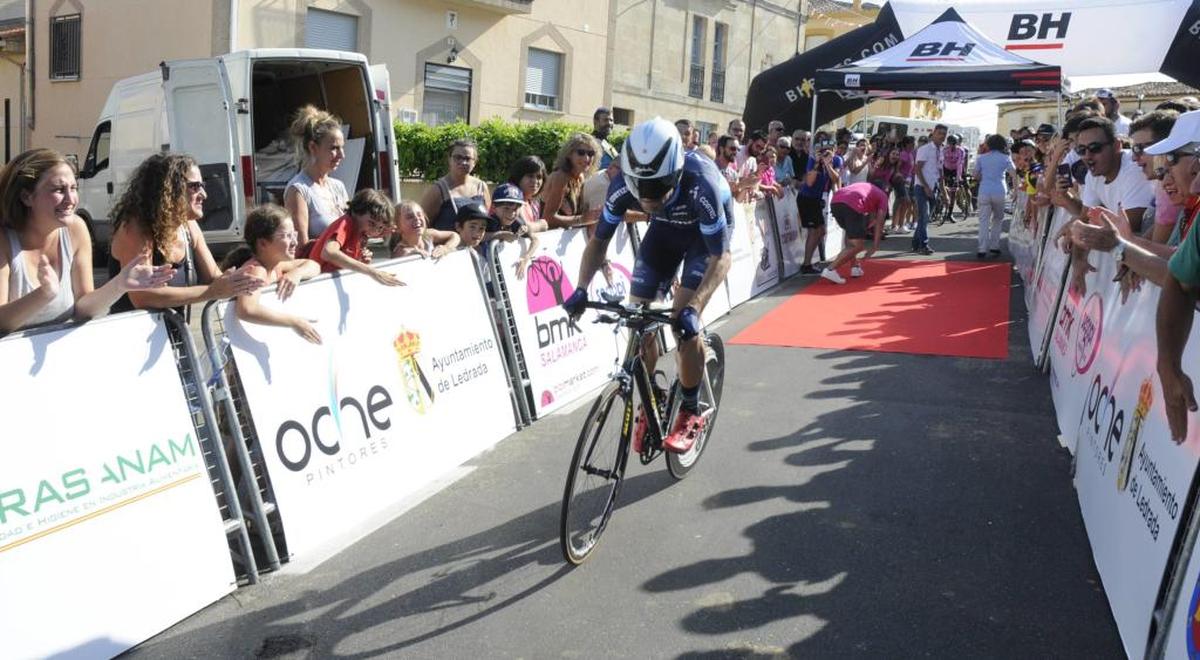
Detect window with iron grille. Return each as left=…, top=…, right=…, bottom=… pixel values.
left=711, top=22, right=728, bottom=104
left=50, top=14, right=81, bottom=80
left=689, top=15, right=706, bottom=99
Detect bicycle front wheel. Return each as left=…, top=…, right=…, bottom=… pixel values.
left=667, top=332, right=726, bottom=479
left=561, top=382, right=631, bottom=565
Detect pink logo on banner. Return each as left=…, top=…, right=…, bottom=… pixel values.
left=526, top=256, right=576, bottom=314
left=1075, top=293, right=1103, bottom=375
left=541, top=390, right=554, bottom=407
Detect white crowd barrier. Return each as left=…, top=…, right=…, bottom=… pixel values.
left=490, top=225, right=638, bottom=418
left=0, top=313, right=236, bottom=659
left=1008, top=192, right=1043, bottom=294
left=1017, top=197, right=1200, bottom=657
left=1026, top=207, right=1073, bottom=368
left=0, top=192, right=815, bottom=656
left=222, top=250, right=517, bottom=560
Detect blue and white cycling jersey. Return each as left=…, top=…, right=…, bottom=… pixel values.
left=595, top=151, right=735, bottom=256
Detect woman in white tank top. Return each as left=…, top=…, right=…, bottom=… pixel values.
left=0, top=148, right=175, bottom=334
left=284, top=106, right=350, bottom=244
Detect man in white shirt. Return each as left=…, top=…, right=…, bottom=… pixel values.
left=1053, top=115, right=1153, bottom=232
left=912, top=123, right=947, bottom=254
left=1096, top=88, right=1133, bottom=137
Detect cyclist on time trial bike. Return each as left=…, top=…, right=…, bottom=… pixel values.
left=563, top=117, right=734, bottom=454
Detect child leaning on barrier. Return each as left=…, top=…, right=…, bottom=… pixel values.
left=454, top=201, right=490, bottom=251
left=222, top=204, right=322, bottom=344
left=390, top=200, right=460, bottom=259
left=306, top=188, right=404, bottom=286
left=487, top=183, right=540, bottom=279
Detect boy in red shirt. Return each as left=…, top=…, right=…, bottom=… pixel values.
left=308, top=188, right=404, bottom=286
left=822, top=181, right=888, bottom=284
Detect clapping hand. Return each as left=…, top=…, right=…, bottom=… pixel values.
left=210, top=264, right=265, bottom=299
left=35, top=254, right=59, bottom=299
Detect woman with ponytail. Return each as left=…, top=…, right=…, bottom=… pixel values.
left=284, top=105, right=350, bottom=245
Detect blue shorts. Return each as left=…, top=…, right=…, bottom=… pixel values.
left=631, top=223, right=710, bottom=300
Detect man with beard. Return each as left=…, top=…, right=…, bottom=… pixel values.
left=593, top=107, right=618, bottom=169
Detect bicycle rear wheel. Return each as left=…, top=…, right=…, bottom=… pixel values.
left=667, top=333, right=726, bottom=479
left=560, top=382, right=631, bottom=565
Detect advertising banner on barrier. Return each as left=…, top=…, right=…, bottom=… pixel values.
left=493, top=226, right=637, bottom=418
left=773, top=191, right=806, bottom=279
left=727, top=200, right=781, bottom=307
left=1027, top=207, right=1072, bottom=365
left=1070, top=282, right=1200, bottom=658
left=0, top=314, right=235, bottom=659
left=1046, top=245, right=1122, bottom=455
left=1008, top=195, right=1042, bottom=295
left=225, top=250, right=516, bottom=560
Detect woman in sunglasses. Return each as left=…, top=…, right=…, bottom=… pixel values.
left=542, top=132, right=602, bottom=230
left=109, top=152, right=264, bottom=315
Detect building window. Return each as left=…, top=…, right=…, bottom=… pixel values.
left=423, top=63, right=472, bottom=126
left=804, top=34, right=829, bottom=52
left=612, top=107, right=634, bottom=127
left=696, top=121, right=717, bottom=144
left=305, top=8, right=358, bottom=52
left=1020, top=115, right=1036, bottom=129
left=711, top=22, right=727, bottom=104
left=689, top=15, right=706, bottom=99
left=524, top=48, right=563, bottom=111
left=49, top=14, right=81, bottom=80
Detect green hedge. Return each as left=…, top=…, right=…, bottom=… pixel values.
left=394, top=118, right=626, bottom=183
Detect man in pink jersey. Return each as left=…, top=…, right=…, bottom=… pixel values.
left=820, top=181, right=888, bottom=284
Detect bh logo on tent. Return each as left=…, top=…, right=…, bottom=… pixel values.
left=908, top=41, right=976, bottom=61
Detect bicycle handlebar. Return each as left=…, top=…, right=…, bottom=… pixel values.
left=582, top=300, right=674, bottom=327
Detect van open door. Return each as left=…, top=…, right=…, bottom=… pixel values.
left=161, top=58, right=242, bottom=245
left=370, top=64, right=401, bottom=202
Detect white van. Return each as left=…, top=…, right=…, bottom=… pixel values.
left=77, top=49, right=400, bottom=252
left=850, top=115, right=982, bottom=153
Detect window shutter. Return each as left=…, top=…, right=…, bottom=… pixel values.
left=525, top=48, right=561, bottom=98
left=305, top=8, right=358, bottom=52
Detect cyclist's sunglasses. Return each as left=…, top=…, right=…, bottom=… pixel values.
left=1164, top=149, right=1197, bottom=166
left=1074, top=141, right=1111, bottom=156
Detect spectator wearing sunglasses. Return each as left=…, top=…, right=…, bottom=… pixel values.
left=109, top=152, right=264, bottom=314
left=1053, top=116, right=1153, bottom=232
left=1129, top=110, right=1181, bottom=243
left=1149, top=109, right=1200, bottom=443
left=307, top=188, right=403, bottom=286
left=542, top=133, right=602, bottom=230
left=221, top=204, right=322, bottom=344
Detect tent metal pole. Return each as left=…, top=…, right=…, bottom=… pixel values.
left=810, top=92, right=818, bottom=136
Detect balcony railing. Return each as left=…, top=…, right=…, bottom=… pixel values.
left=710, top=69, right=726, bottom=104
left=688, top=63, right=705, bottom=99
left=457, top=0, right=532, bottom=15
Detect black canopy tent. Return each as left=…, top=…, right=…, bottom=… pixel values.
left=808, top=8, right=1065, bottom=135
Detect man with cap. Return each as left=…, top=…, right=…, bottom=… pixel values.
left=593, top=107, right=618, bottom=169
left=1096, top=89, right=1132, bottom=136
left=1149, top=109, right=1200, bottom=443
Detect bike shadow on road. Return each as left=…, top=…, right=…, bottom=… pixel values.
left=645, top=279, right=1123, bottom=658
left=131, top=467, right=678, bottom=658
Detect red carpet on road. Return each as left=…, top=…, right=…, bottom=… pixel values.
left=730, top=260, right=1011, bottom=359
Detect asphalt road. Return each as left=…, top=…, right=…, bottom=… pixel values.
left=126, top=215, right=1123, bottom=659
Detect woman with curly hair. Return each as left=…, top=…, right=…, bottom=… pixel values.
left=0, top=148, right=174, bottom=332
left=541, top=132, right=602, bottom=230
left=109, top=152, right=263, bottom=313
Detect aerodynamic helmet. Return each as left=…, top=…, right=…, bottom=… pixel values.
left=620, top=117, right=685, bottom=201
